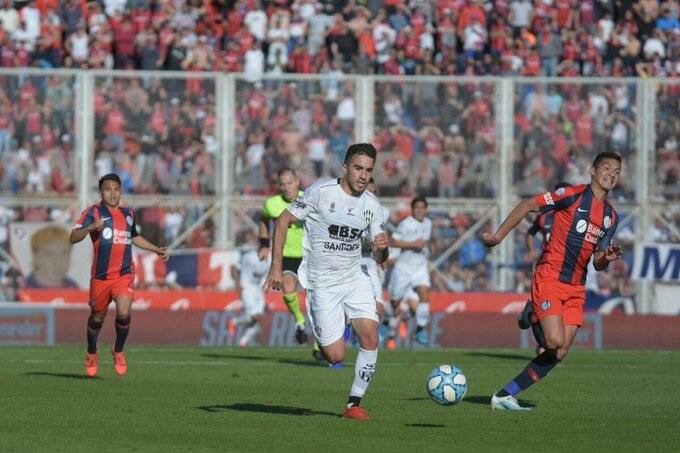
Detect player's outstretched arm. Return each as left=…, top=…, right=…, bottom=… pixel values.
left=69, top=217, right=104, bottom=244
left=593, top=245, right=623, bottom=271
left=132, top=236, right=169, bottom=261
left=483, top=198, right=539, bottom=248
left=263, top=209, right=296, bottom=292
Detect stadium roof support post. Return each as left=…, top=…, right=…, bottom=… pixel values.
left=76, top=72, right=94, bottom=212
left=636, top=79, right=654, bottom=314
left=496, top=78, right=515, bottom=291
left=217, top=73, right=233, bottom=249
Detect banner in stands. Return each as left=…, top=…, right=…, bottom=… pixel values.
left=18, top=290, right=530, bottom=313
left=632, top=243, right=680, bottom=283
left=1, top=305, right=678, bottom=350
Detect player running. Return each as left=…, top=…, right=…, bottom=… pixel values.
left=232, top=230, right=271, bottom=347
left=518, top=182, right=572, bottom=353
left=484, top=152, right=623, bottom=410
left=263, top=143, right=389, bottom=421
left=258, top=167, right=309, bottom=345
left=387, top=197, right=433, bottom=346
left=70, top=173, right=168, bottom=377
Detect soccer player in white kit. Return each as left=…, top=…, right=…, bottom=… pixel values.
left=388, top=197, right=433, bottom=346
left=362, top=178, right=390, bottom=321
left=232, top=231, right=271, bottom=346
left=264, top=143, right=389, bottom=421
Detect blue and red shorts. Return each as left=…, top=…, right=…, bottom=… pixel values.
left=531, top=268, right=585, bottom=327
left=88, top=275, right=135, bottom=312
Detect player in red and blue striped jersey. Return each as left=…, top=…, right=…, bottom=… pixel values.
left=483, top=152, right=624, bottom=410
left=70, top=173, right=168, bottom=378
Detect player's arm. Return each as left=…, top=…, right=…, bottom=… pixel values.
left=263, top=209, right=297, bottom=291
left=132, top=236, right=169, bottom=261
left=593, top=245, right=623, bottom=271
left=230, top=264, right=241, bottom=292
left=373, top=233, right=389, bottom=264
left=390, top=237, right=426, bottom=250
left=483, top=197, right=540, bottom=248
left=258, top=208, right=272, bottom=261
left=69, top=217, right=103, bottom=244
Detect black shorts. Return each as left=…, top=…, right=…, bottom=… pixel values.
left=282, top=257, right=302, bottom=275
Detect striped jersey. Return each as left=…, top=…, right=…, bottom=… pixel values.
left=73, top=203, right=139, bottom=280
left=528, top=211, right=555, bottom=244
left=534, top=184, right=618, bottom=285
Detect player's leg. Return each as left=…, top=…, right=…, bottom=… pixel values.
left=281, top=259, right=307, bottom=344
left=413, top=284, right=430, bottom=346
left=386, top=270, right=409, bottom=346
left=239, top=287, right=265, bottom=347
left=491, top=278, right=565, bottom=410
left=307, top=288, right=346, bottom=364
left=110, top=276, right=135, bottom=376
left=85, top=279, right=111, bottom=377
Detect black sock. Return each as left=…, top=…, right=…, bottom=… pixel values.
left=498, top=351, right=560, bottom=397
left=114, top=316, right=131, bottom=353
left=346, top=396, right=362, bottom=408
left=87, top=316, right=103, bottom=354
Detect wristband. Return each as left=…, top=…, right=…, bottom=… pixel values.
left=259, top=238, right=270, bottom=248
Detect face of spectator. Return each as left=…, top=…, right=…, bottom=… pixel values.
left=99, top=179, right=122, bottom=208
left=412, top=200, right=428, bottom=221
left=343, top=154, right=374, bottom=195
left=277, top=171, right=300, bottom=202
left=591, top=158, right=621, bottom=192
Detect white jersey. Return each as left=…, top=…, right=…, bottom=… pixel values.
left=238, top=249, right=270, bottom=288
left=392, top=215, right=432, bottom=271
left=288, top=178, right=387, bottom=290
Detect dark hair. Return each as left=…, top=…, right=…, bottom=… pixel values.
left=553, top=181, right=572, bottom=190
left=277, top=167, right=297, bottom=178
left=98, top=173, right=121, bottom=190
left=592, top=152, right=622, bottom=168
left=344, top=143, right=377, bottom=164
left=411, top=196, right=428, bottom=209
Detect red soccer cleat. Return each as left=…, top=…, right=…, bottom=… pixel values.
left=111, top=348, right=127, bottom=376
left=342, top=406, right=371, bottom=421
left=85, top=353, right=98, bottom=377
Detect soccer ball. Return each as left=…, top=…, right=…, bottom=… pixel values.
left=426, top=365, right=468, bottom=405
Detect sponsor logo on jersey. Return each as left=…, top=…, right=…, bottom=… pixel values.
left=576, top=220, right=606, bottom=244
left=543, top=192, right=554, bottom=205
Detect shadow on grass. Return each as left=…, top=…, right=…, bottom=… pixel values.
left=23, top=372, right=102, bottom=380
left=404, top=397, right=430, bottom=401
left=462, top=395, right=536, bottom=408
left=464, top=352, right=533, bottom=361
left=200, top=353, right=326, bottom=368
left=405, top=423, right=447, bottom=428
left=197, top=403, right=341, bottom=418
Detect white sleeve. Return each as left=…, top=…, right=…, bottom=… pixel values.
left=369, top=200, right=387, bottom=240
left=392, top=218, right=407, bottom=240
left=424, top=219, right=432, bottom=241
left=287, top=184, right=319, bottom=220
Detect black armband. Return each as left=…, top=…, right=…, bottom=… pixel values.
left=259, top=237, right=270, bottom=248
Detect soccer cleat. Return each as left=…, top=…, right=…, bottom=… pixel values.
left=491, top=394, right=532, bottom=411
left=415, top=329, right=429, bottom=346
left=342, top=405, right=370, bottom=421
left=518, top=300, right=533, bottom=330
left=312, top=341, right=326, bottom=361
left=111, top=348, right=128, bottom=376
left=295, top=325, right=308, bottom=344
left=85, top=353, right=98, bottom=377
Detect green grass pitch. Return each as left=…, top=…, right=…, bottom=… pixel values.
left=2, top=346, right=679, bottom=452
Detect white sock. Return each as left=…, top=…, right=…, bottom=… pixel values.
left=239, top=324, right=260, bottom=347
left=416, top=303, right=429, bottom=328
left=349, top=348, right=378, bottom=400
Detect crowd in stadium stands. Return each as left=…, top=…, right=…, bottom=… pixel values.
left=1, top=0, right=679, bottom=297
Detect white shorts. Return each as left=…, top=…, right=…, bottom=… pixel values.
left=306, top=275, right=379, bottom=347
left=388, top=266, right=430, bottom=301
left=241, top=286, right=265, bottom=318
left=361, top=257, right=385, bottom=305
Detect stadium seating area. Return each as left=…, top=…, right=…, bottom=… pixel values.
left=0, top=0, right=678, bottom=296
